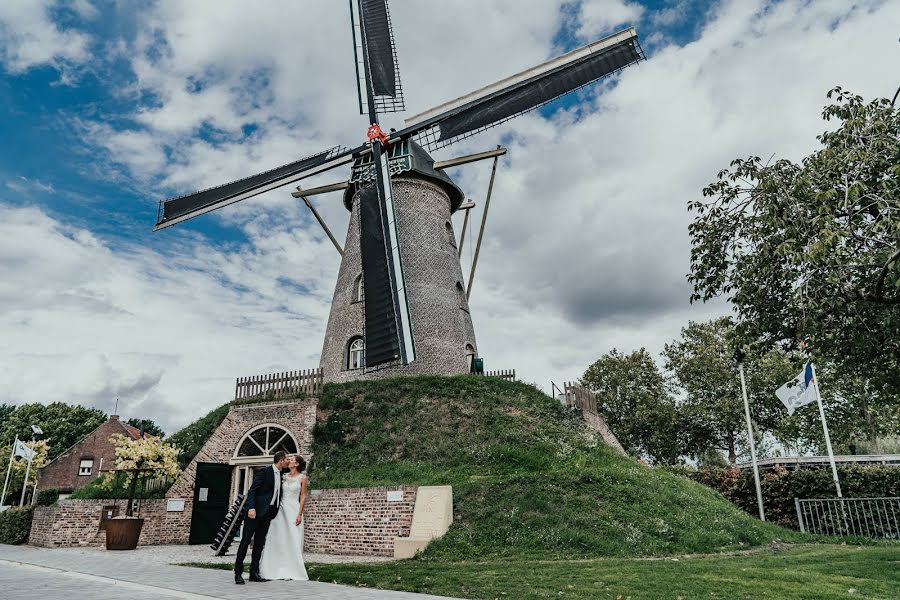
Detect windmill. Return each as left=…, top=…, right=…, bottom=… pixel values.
left=154, top=1, right=645, bottom=374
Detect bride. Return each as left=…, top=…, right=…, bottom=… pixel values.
left=259, top=454, right=309, bottom=581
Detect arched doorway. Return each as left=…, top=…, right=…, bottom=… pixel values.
left=230, top=424, right=298, bottom=504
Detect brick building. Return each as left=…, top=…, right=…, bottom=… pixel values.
left=30, top=398, right=422, bottom=557
left=37, top=414, right=146, bottom=496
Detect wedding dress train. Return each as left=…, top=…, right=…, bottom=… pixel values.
left=258, top=474, right=309, bottom=581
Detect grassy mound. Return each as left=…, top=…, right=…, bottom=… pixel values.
left=311, top=375, right=799, bottom=559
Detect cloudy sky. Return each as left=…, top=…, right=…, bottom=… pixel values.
left=0, top=0, right=896, bottom=433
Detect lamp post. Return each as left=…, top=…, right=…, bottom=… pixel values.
left=733, top=348, right=765, bottom=521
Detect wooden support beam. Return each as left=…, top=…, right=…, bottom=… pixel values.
left=302, top=197, right=344, bottom=256
left=291, top=181, right=349, bottom=198
left=466, top=146, right=501, bottom=300
left=433, top=146, right=507, bottom=170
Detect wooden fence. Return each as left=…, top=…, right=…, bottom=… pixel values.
left=563, top=381, right=597, bottom=413
left=481, top=369, right=516, bottom=382
left=234, top=368, right=324, bottom=401
left=235, top=367, right=516, bottom=400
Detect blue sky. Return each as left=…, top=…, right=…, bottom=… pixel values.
left=1, top=0, right=897, bottom=432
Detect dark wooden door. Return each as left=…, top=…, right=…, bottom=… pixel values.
left=189, top=462, right=232, bottom=545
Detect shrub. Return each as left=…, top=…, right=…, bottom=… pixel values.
left=70, top=473, right=169, bottom=500
left=676, top=465, right=900, bottom=528
left=0, top=506, right=34, bottom=544
left=35, top=488, right=59, bottom=506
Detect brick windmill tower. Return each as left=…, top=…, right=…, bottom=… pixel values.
left=152, top=1, right=645, bottom=383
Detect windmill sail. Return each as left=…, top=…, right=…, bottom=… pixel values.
left=154, top=145, right=357, bottom=230
left=352, top=0, right=404, bottom=114
left=400, top=28, right=644, bottom=150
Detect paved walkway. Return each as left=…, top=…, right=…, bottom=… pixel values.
left=0, top=545, right=460, bottom=600
left=44, top=543, right=397, bottom=566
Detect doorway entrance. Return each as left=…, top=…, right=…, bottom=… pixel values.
left=189, top=462, right=232, bottom=545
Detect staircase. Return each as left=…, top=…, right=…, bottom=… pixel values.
left=211, top=494, right=246, bottom=556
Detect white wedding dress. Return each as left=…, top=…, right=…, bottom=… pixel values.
left=259, top=474, right=309, bottom=581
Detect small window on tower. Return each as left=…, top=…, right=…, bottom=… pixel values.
left=79, top=459, right=93, bottom=476
left=465, top=344, right=476, bottom=371
left=353, top=274, right=364, bottom=303
left=348, top=337, right=365, bottom=370
left=457, top=282, right=467, bottom=310
left=446, top=222, right=455, bottom=247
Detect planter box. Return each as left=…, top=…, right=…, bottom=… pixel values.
left=105, top=517, right=144, bottom=550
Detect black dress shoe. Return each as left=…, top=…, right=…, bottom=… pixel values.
left=234, top=573, right=245, bottom=585
left=249, top=573, right=269, bottom=582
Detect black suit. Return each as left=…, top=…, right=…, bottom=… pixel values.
left=234, top=465, right=281, bottom=577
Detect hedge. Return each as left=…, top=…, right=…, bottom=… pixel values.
left=36, top=488, right=59, bottom=506
left=0, top=506, right=34, bottom=545
left=674, top=465, right=900, bottom=528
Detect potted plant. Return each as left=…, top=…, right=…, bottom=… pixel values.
left=103, top=434, right=180, bottom=550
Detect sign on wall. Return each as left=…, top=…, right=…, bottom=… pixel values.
left=167, top=499, right=186, bottom=512
left=387, top=490, right=404, bottom=503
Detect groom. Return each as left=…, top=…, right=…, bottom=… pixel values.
left=234, top=450, right=288, bottom=584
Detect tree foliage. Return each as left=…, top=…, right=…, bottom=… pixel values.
left=688, top=87, right=900, bottom=399
left=580, top=348, right=681, bottom=464
left=101, top=433, right=181, bottom=492
left=662, top=318, right=795, bottom=463
left=0, top=402, right=106, bottom=459
left=125, top=418, right=166, bottom=438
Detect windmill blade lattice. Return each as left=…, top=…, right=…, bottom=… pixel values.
left=399, top=28, right=645, bottom=151
left=154, top=145, right=356, bottom=230
left=352, top=0, right=405, bottom=114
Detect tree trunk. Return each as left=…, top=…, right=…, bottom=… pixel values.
left=860, top=394, right=880, bottom=453
left=726, top=431, right=737, bottom=464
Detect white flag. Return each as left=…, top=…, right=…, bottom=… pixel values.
left=775, top=362, right=818, bottom=415
left=13, top=440, right=34, bottom=461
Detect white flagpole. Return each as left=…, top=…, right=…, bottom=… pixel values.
left=1, top=436, right=17, bottom=508
left=738, top=361, right=765, bottom=520
left=809, top=361, right=842, bottom=498
left=19, top=438, right=35, bottom=507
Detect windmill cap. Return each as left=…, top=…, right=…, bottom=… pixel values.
left=343, top=140, right=465, bottom=212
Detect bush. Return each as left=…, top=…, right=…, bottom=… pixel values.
left=0, top=506, right=34, bottom=544
left=676, top=465, right=900, bottom=528
left=35, top=488, right=59, bottom=506
left=69, top=473, right=169, bottom=500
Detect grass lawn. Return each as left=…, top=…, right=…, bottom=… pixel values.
left=184, top=543, right=899, bottom=600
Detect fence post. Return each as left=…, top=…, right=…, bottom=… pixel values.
left=794, top=498, right=805, bottom=533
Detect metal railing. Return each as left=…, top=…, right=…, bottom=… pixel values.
left=795, top=497, right=900, bottom=539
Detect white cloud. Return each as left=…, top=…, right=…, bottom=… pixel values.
left=0, top=0, right=92, bottom=73
left=3, top=0, right=900, bottom=431
left=576, top=0, right=645, bottom=40
left=0, top=204, right=338, bottom=432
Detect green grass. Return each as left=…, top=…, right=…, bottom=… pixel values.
left=182, top=544, right=900, bottom=599
left=310, top=375, right=804, bottom=558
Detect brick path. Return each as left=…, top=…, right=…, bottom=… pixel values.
left=0, top=545, right=460, bottom=600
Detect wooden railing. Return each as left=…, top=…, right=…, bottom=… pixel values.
left=235, top=367, right=516, bottom=401
left=563, top=381, right=597, bottom=413
left=235, top=368, right=324, bottom=401
left=482, top=369, right=516, bottom=381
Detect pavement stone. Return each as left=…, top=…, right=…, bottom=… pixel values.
left=0, top=544, right=461, bottom=600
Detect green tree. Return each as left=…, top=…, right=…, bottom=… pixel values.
left=662, top=318, right=795, bottom=464
left=687, top=87, right=900, bottom=404
left=581, top=348, right=682, bottom=464
left=125, top=418, right=165, bottom=438
left=0, top=403, right=107, bottom=460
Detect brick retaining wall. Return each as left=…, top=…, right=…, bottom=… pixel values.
left=30, top=486, right=419, bottom=556
left=304, top=486, right=417, bottom=556
left=28, top=498, right=192, bottom=548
